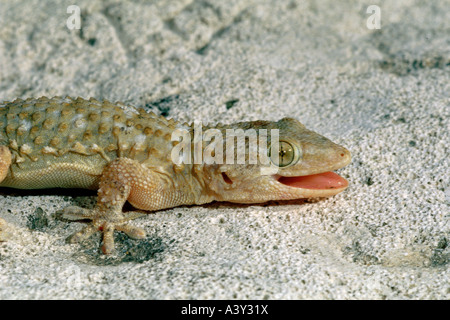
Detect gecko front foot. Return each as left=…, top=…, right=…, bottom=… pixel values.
left=62, top=206, right=146, bottom=254
left=60, top=158, right=160, bottom=254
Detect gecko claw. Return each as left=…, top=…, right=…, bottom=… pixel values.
left=62, top=206, right=146, bottom=254
left=0, top=218, right=12, bottom=242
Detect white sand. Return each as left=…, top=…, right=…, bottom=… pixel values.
left=0, top=0, right=448, bottom=299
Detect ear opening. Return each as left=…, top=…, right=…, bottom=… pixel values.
left=221, top=172, right=233, bottom=184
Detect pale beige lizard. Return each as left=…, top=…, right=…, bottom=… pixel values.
left=0, top=96, right=351, bottom=254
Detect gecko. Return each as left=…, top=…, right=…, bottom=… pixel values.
left=0, top=96, right=351, bottom=254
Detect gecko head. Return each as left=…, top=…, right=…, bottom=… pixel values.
left=208, top=117, right=351, bottom=203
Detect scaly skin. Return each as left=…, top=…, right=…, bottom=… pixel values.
left=0, top=96, right=351, bottom=254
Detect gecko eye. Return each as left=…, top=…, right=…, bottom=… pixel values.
left=268, top=141, right=300, bottom=167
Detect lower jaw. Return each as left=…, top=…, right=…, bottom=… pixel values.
left=274, top=171, right=349, bottom=197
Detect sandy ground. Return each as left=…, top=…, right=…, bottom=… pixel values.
left=0, top=0, right=448, bottom=299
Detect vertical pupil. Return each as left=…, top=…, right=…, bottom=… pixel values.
left=269, top=141, right=296, bottom=167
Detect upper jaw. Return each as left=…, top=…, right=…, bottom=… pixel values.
left=270, top=146, right=351, bottom=197
left=282, top=144, right=351, bottom=177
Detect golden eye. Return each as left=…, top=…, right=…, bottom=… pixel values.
left=269, top=141, right=299, bottom=167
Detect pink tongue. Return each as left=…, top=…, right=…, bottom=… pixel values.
left=277, top=172, right=348, bottom=190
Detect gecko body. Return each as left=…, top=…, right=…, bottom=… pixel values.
left=0, top=97, right=351, bottom=253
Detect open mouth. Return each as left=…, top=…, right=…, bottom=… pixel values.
left=275, top=172, right=348, bottom=190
